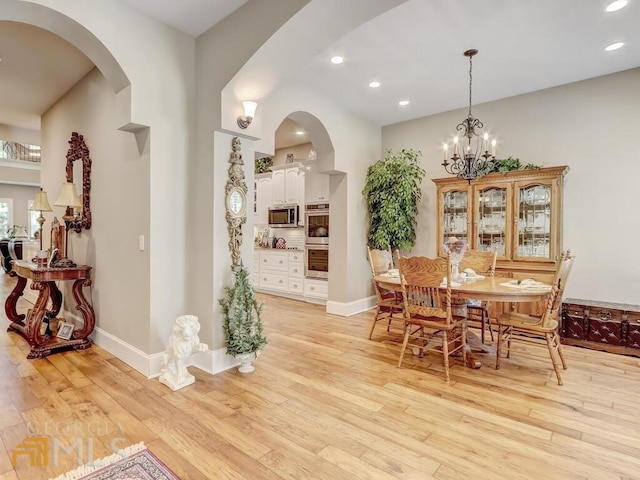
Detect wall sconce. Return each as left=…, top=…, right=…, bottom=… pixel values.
left=237, top=100, right=257, bottom=129
left=53, top=182, right=82, bottom=268
left=29, top=188, right=53, bottom=251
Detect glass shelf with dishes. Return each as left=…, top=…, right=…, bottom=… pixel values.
left=434, top=165, right=568, bottom=273
left=516, top=183, right=552, bottom=259
left=441, top=189, right=469, bottom=246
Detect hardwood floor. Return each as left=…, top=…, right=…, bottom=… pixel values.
left=1, top=273, right=640, bottom=479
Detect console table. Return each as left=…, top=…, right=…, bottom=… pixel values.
left=5, top=260, right=95, bottom=359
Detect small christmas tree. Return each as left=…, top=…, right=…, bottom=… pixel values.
left=219, top=267, right=267, bottom=357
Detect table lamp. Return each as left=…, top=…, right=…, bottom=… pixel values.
left=53, top=182, right=82, bottom=268
left=29, top=188, right=53, bottom=251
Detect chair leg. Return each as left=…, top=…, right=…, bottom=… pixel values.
left=495, top=325, right=502, bottom=370
left=545, top=332, right=563, bottom=385
left=441, top=330, right=450, bottom=383
left=460, top=323, right=470, bottom=367
left=397, top=324, right=411, bottom=368
left=554, top=331, right=568, bottom=370
left=486, top=312, right=495, bottom=342
left=368, top=308, right=381, bottom=339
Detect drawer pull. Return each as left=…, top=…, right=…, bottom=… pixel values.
left=279, top=260, right=283, bottom=264
left=279, top=280, right=283, bottom=284
left=293, top=283, right=298, bottom=288
left=310, top=286, right=315, bottom=291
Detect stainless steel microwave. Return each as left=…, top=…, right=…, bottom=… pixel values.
left=268, top=204, right=299, bottom=228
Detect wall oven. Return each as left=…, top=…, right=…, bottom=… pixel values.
left=305, top=244, right=329, bottom=279
left=268, top=204, right=299, bottom=228
left=305, top=203, right=329, bottom=245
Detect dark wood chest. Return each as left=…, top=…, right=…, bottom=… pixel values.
left=561, top=298, right=640, bottom=356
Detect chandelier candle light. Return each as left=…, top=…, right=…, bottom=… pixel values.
left=442, top=49, right=497, bottom=182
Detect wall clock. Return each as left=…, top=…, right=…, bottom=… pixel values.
left=225, top=137, right=248, bottom=270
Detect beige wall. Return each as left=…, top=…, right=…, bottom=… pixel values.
left=41, top=67, right=152, bottom=351
left=382, top=68, right=640, bottom=305
left=273, top=142, right=313, bottom=166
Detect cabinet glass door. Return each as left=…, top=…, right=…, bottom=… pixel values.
left=474, top=186, right=508, bottom=257
left=441, top=189, right=469, bottom=247
left=515, top=182, right=553, bottom=261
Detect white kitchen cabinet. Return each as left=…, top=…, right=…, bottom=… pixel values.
left=259, top=250, right=288, bottom=291
left=305, top=163, right=330, bottom=203
left=271, top=164, right=302, bottom=205
left=255, top=173, right=272, bottom=225
left=304, top=278, right=328, bottom=299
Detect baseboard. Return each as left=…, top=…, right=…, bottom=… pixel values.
left=92, top=326, right=240, bottom=378
left=326, top=295, right=377, bottom=317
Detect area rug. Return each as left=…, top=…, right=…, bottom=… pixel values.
left=50, top=442, right=180, bottom=480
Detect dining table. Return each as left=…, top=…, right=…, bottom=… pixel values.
left=372, top=272, right=552, bottom=368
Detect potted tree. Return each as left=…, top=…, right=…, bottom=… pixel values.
left=219, top=267, right=267, bottom=373
left=362, top=148, right=426, bottom=251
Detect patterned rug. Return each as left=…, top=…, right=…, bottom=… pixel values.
left=50, top=442, right=180, bottom=480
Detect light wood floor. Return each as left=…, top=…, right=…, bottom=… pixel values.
left=1, top=275, right=640, bottom=479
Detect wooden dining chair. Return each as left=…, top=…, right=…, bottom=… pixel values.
left=460, top=249, right=498, bottom=344
left=367, top=245, right=403, bottom=339
left=397, top=254, right=467, bottom=382
left=495, top=250, right=575, bottom=385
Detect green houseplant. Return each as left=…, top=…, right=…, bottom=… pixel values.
left=480, top=156, right=542, bottom=175
left=362, top=148, right=426, bottom=251
left=219, top=267, right=267, bottom=373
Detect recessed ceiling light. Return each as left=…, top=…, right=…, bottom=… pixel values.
left=295, top=130, right=305, bottom=135
left=605, top=0, right=628, bottom=12
left=330, top=56, right=344, bottom=64
left=369, top=81, right=381, bottom=88
left=398, top=100, right=409, bottom=106
left=604, top=42, right=625, bottom=51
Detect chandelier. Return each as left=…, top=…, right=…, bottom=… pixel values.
left=441, top=49, right=496, bottom=182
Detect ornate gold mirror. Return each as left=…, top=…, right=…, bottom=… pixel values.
left=64, top=132, right=92, bottom=233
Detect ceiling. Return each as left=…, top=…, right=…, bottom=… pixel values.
left=1, top=0, right=639, bottom=149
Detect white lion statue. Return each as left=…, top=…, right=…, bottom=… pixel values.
left=159, top=315, right=208, bottom=391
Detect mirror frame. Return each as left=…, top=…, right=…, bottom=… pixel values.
left=64, top=132, right=92, bottom=233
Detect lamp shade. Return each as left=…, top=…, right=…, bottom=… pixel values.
left=30, top=189, right=53, bottom=212
left=54, top=182, right=82, bottom=208
left=242, top=100, right=257, bottom=119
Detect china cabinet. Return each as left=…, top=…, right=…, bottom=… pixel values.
left=433, top=165, right=569, bottom=276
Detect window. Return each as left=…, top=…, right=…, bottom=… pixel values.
left=0, top=198, right=13, bottom=237
left=28, top=200, right=40, bottom=238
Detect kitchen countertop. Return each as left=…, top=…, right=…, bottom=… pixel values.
left=254, top=246, right=305, bottom=252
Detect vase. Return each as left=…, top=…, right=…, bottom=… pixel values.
left=237, top=352, right=256, bottom=373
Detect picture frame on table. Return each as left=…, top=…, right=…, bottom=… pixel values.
left=56, top=322, right=74, bottom=340
left=49, top=248, right=59, bottom=268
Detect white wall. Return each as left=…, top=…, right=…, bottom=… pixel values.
left=273, top=142, right=312, bottom=166
left=382, top=68, right=640, bottom=305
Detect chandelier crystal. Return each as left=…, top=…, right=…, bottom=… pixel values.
left=442, top=49, right=496, bottom=182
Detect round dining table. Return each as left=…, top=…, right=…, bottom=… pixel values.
left=372, top=273, right=552, bottom=368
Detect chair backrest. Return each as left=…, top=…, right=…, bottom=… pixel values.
left=460, top=248, right=497, bottom=277
left=541, top=250, right=575, bottom=327
left=367, top=245, right=394, bottom=275
left=398, top=254, right=453, bottom=324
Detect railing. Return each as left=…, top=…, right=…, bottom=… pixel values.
left=1, top=140, right=41, bottom=163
